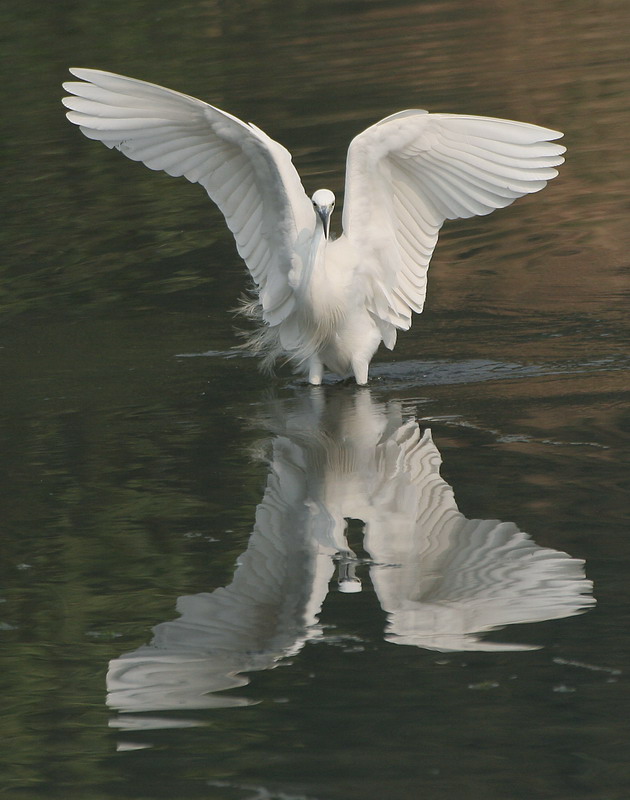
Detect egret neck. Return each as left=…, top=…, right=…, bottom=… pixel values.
left=301, top=188, right=337, bottom=313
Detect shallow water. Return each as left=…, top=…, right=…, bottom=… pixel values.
left=2, top=1, right=630, bottom=798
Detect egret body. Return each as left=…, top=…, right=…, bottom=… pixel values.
left=62, top=70, right=565, bottom=384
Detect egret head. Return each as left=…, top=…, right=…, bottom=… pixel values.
left=311, top=189, right=335, bottom=240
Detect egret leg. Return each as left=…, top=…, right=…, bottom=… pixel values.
left=308, top=356, right=323, bottom=385
left=352, top=359, right=369, bottom=386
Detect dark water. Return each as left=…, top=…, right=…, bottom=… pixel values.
left=2, top=1, right=630, bottom=798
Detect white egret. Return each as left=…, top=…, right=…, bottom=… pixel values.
left=62, top=69, right=565, bottom=384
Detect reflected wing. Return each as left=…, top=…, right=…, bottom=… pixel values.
left=342, top=110, right=565, bottom=336
left=62, top=68, right=316, bottom=324
left=106, top=434, right=334, bottom=715
left=365, top=427, right=595, bottom=651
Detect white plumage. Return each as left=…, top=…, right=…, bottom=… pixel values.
left=62, top=69, right=565, bottom=383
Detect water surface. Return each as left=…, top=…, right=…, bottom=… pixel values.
left=2, top=1, right=630, bottom=798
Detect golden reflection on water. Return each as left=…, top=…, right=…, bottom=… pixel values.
left=4, top=0, right=630, bottom=330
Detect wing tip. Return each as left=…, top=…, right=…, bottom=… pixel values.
left=68, top=67, right=98, bottom=80
left=547, top=128, right=565, bottom=142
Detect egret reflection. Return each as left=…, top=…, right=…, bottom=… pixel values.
left=107, top=390, right=594, bottom=718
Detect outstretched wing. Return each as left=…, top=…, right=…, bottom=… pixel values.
left=62, top=68, right=316, bottom=325
left=342, top=110, right=565, bottom=342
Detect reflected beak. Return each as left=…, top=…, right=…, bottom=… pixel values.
left=317, top=206, right=332, bottom=240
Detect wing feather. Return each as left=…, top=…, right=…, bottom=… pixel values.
left=63, top=68, right=317, bottom=325
left=342, top=110, right=565, bottom=331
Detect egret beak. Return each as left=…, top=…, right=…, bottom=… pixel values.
left=337, top=553, right=362, bottom=593
left=317, top=206, right=332, bottom=240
